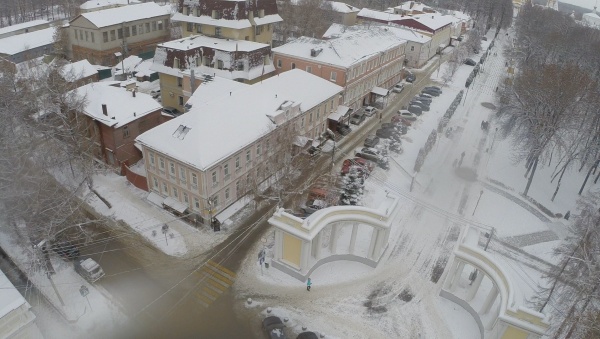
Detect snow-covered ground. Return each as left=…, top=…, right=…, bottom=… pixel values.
left=234, top=29, right=566, bottom=338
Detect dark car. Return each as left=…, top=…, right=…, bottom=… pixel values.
left=364, top=135, right=380, bottom=148
left=464, top=58, right=477, bottom=66
left=301, top=199, right=327, bottom=215
left=349, top=112, right=366, bottom=125
left=376, top=128, right=394, bottom=139
left=356, top=147, right=382, bottom=163
left=421, top=88, right=440, bottom=97
left=297, top=332, right=319, bottom=339
left=162, top=106, right=182, bottom=117
left=262, top=316, right=286, bottom=339
left=482, top=36, right=488, bottom=41
left=410, top=101, right=429, bottom=112
left=307, top=146, right=321, bottom=157
left=336, top=123, right=352, bottom=136
left=52, top=241, right=80, bottom=260
left=424, top=86, right=442, bottom=93
left=405, top=73, right=416, bottom=83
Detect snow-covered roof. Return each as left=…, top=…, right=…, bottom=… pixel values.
left=358, top=8, right=405, bottom=21
left=184, top=74, right=249, bottom=108
left=583, top=12, right=600, bottom=27
left=0, top=20, right=49, bottom=36
left=80, top=0, right=141, bottom=10
left=326, top=1, right=360, bottom=13
left=136, top=69, right=343, bottom=171
left=450, top=10, right=471, bottom=22
left=253, top=14, right=284, bottom=25
left=323, top=23, right=430, bottom=44
left=410, top=14, right=455, bottom=30
left=273, top=26, right=406, bottom=68
left=0, top=268, right=27, bottom=319
left=0, top=27, right=56, bottom=55
left=159, top=34, right=269, bottom=52
left=61, top=59, right=98, bottom=82
left=73, top=82, right=162, bottom=128
left=78, top=2, right=170, bottom=28
left=171, top=12, right=252, bottom=29
left=394, top=1, right=435, bottom=12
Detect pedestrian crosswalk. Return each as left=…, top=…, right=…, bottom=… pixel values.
left=193, top=260, right=236, bottom=308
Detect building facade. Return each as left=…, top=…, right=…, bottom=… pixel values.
left=150, top=35, right=275, bottom=111
left=71, top=82, right=167, bottom=168
left=0, top=27, right=56, bottom=63
left=136, top=70, right=343, bottom=225
left=273, top=26, right=406, bottom=112
left=172, top=0, right=282, bottom=45
left=69, top=2, right=171, bottom=66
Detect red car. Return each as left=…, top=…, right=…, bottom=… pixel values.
left=341, top=158, right=374, bottom=176
left=391, top=115, right=413, bottom=126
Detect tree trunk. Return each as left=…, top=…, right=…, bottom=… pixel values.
left=579, top=160, right=599, bottom=195
left=551, top=165, right=567, bottom=202
left=523, top=156, right=538, bottom=197
left=594, top=168, right=600, bottom=184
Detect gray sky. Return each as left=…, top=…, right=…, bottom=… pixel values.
left=560, top=0, right=598, bottom=10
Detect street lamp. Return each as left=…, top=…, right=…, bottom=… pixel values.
left=79, top=285, right=92, bottom=310
left=161, top=224, right=169, bottom=245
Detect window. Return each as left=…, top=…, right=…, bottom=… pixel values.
left=301, top=117, right=305, bottom=128
left=85, top=31, right=89, bottom=41
left=196, top=24, right=202, bottom=33
left=149, top=152, right=155, bottom=165
left=235, top=156, right=240, bottom=169
left=330, top=71, right=337, bottom=81
left=277, top=59, right=282, bottom=68
left=213, top=10, right=222, bottom=19
left=178, top=96, right=184, bottom=106
left=212, top=171, right=217, bottom=185
left=177, top=77, right=183, bottom=86
left=138, top=24, right=144, bottom=34
left=179, top=167, right=186, bottom=182
left=256, top=25, right=263, bottom=35
left=80, top=30, right=83, bottom=40
left=172, top=187, right=178, bottom=198
left=153, top=177, right=158, bottom=189
left=169, top=162, right=175, bottom=175
left=224, top=164, right=229, bottom=177
left=257, top=144, right=261, bottom=156
left=162, top=182, right=168, bottom=194
left=410, top=45, right=415, bottom=52
left=309, top=112, right=313, bottom=123
left=158, top=21, right=163, bottom=30
left=187, top=22, right=193, bottom=32
left=132, top=25, right=137, bottom=36
left=266, top=139, right=270, bottom=153
left=246, top=150, right=251, bottom=163
left=152, top=21, right=157, bottom=31
left=236, top=180, right=240, bottom=194
left=110, top=30, right=116, bottom=41
left=215, top=27, right=221, bottom=37
left=117, top=28, right=123, bottom=39
left=91, top=32, right=95, bottom=43
left=291, top=63, right=296, bottom=69
left=183, top=192, right=189, bottom=204
left=306, top=66, right=312, bottom=73
left=124, top=26, right=130, bottom=37
left=74, top=29, right=78, bottom=40
left=123, top=126, right=130, bottom=138
left=145, top=22, right=150, bottom=33
left=159, top=158, right=165, bottom=170
left=192, top=173, right=198, bottom=186
left=225, top=188, right=230, bottom=200
left=316, top=108, right=320, bottom=119
left=213, top=195, right=219, bottom=207
left=194, top=197, right=200, bottom=209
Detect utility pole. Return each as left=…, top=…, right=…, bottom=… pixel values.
left=472, top=190, right=484, bottom=216
left=484, top=228, right=494, bottom=251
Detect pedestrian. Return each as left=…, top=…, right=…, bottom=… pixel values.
left=306, top=278, right=312, bottom=291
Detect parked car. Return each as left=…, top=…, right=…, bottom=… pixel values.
left=336, top=123, right=352, bottom=136
left=456, top=36, right=463, bottom=42
left=355, top=147, right=382, bottom=163
left=162, top=106, right=181, bottom=117
left=405, top=73, right=416, bottom=83
left=301, top=199, right=327, bottom=215
left=349, top=112, right=366, bottom=125
left=74, top=258, right=105, bottom=283
left=398, top=110, right=417, bottom=121
left=425, top=85, right=442, bottom=91
left=391, top=114, right=410, bottom=125
left=410, top=101, right=428, bottom=112
left=392, top=83, right=404, bottom=93
left=363, top=106, right=377, bottom=117
left=341, top=162, right=368, bottom=177
left=352, top=157, right=375, bottom=172
left=297, top=332, right=319, bottom=339
left=150, top=89, right=161, bottom=98
left=419, top=92, right=433, bottom=99
left=464, top=58, right=477, bottom=66
left=52, top=241, right=80, bottom=260
left=421, top=88, right=440, bottom=97
left=307, top=146, right=321, bottom=157
left=262, top=316, right=286, bottom=339
left=482, top=36, right=488, bottom=41
left=364, top=135, right=380, bottom=148
left=408, top=105, right=423, bottom=116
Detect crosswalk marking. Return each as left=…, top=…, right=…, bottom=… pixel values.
left=192, top=260, right=236, bottom=308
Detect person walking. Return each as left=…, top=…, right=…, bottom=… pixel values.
left=306, top=278, right=312, bottom=291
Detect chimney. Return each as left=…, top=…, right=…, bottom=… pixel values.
left=410, top=2, right=414, bottom=9
left=102, top=104, right=108, bottom=116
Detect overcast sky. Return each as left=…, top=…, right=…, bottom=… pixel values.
left=560, top=0, right=598, bottom=10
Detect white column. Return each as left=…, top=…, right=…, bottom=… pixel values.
left=486, top=300, right=501, bottom=330
left=466, top=270, right=484, bottom=301
left=372, top=228, right=384, bottom=259
left=368, top=228, right=379, bottom=260
left=349, top=223, right=359, bottom=253
left=480, top=285, right=498, bottom=315
left=449, top=261, right=466, bottom=291
left=329, top=224, right=338, bottom=254
left=315, top=232, right=322, bottom=259
left=300, top=241, right=311, bottom=272
left=444, top=259, right=460, bottom=290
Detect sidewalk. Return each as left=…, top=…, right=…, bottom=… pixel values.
left=0, top=222, right=126, bottom=336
